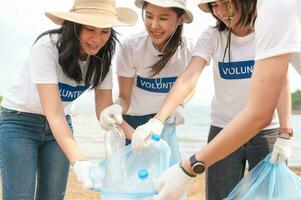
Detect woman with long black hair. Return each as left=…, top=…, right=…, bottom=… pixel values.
left=0, top=0, right=137, bottom=199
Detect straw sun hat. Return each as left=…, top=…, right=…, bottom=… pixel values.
left=45, top=0, right=138, bottom=28
left=198, top=0, right=216, bottom=13
left=135, top=0, right=193, bottom=23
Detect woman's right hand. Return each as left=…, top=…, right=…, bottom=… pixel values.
left=99, top=104, right=123, bottom=131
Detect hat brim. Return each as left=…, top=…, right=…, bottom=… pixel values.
left=45, top=7, right=138, bottom=28
left=135, top=0, right=193, bottom=23
left=198, top=0, right=216, bottom=12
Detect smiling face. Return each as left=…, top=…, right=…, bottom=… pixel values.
left=143, top=3, right=184, bottom=51
left=211, top=0, right=241, bottom=30
left=79, top=25, right=111, bottom=59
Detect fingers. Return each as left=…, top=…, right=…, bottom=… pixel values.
left=115, top=113, right=123, bottom=124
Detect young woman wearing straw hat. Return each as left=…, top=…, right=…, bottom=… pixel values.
left=130, top=0, right=296, bottom=199
left=0, top=0, right=137, bottom=199
left=99, top=0, right=193, bottom=168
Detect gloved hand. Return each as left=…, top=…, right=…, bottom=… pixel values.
left=168, top=106, right=185, bottom=125
left=72, top=160, right=93, bottom=190
left=99, top=104, right=123, bottom=131
left=153, top=164, right=194, bottom=200
left=270, top=137, right=291, bottom=164
left=132, top=118, right=163, bottom=152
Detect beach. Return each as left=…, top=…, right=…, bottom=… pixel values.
left=64, top=172, right=205, bottom=200
left=1, top=168, right=301, bottom=199
left=66, top=168, right=301, bottom=200
left=1, top=106, right=301, bottom=199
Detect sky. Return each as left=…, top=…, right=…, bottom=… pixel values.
left=0, top=0, right=300, bottom=109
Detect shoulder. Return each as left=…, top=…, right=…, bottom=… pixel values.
left=197, top=26, right=221, bottom=42
left=31, top=34, right=59, bottom=57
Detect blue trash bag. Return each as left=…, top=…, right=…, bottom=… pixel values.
left=90, top=134, right=171, bottom=200
left=161, top=123, right=182, bottom=166
left=224, top=154, right=301, bottom=200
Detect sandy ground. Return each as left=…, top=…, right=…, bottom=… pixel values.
left=1, top=168, right=300, bottom=199
left=64, top=171, right=205, bottom=200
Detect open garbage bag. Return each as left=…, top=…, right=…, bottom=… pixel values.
left=225, top=154, right=301, bottom=200
left=90, top=134, right=171, bottom=200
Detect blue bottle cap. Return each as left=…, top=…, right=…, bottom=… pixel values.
left=138, top=168, right=149, bottom=180
left=151, top=133, right=160, bottom=141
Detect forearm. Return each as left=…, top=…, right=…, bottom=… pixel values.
left=276, top=74, right=292, bottom=136
left=112, top=95, right=134, bottom=138
left=95, top=89, right=113, bottom=121
left=47, top=114, right=83, bottom=165
left=156, top=57, right=205, bottom=122
left=186, top=54, right=290, bottom=168
left=181, top=86, right=196, bottom=107
left=196, top=107, right=270, bottom=166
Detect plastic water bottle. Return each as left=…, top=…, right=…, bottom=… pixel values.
left=104, top=126, right=126, bottom=188
left=129, top=168, right=156, bottom=193
left=144, top=133, right=171, bottom=178
left=105, top=126, right=125, bottom=156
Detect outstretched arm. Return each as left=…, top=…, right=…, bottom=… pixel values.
left=37, top=84, right=83, bottom=165
left=95, top=89, right=113, bottom=120
left=184, top=54, right=291, bottom=171
left=155, top=56, right=207, bottom=122
left=116, top=76, right=135, bottom=139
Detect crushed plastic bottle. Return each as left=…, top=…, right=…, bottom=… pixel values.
left=128, top=133, right=171, bottom=179
left=104, top=126, right=126, bottom=188
left=91, top=133, right=170, bottom=200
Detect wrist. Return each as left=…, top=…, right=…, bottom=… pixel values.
left=180, top=160, right=197, bottom=178
left=152, top=116, right=164, bottom=125
left=279, top=127, right=293, bottom=138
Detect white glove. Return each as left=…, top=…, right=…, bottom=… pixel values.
left=72, top=160, right=93, bottom=190
left=132, top=118, right=163, bottom=152
left=270, top=137, right=291, bottom=164
left=99, top=104, right=123, bottom=131
left=153, top=164, right=194, bottom=200
left=168, top=106, right=185, bottom=125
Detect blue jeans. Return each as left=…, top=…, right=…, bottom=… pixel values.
left=206, top=125, right=278, bottom=200
left=0, top=107, right=72, bottom=200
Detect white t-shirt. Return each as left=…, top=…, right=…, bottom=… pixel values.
left=117, top=31, right=193, bottom=116
left=255, top=0, right=301, bottom=74
left=1, top=34, right=112, bottom=115
left=193, top=27, right=279, bottom=129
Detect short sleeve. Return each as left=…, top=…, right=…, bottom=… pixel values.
left=97, top=65, right=113, bottom=89
left=255, top=0, right=301, bottom=61
left=116, top=39, right=136, bottom=77
left=192, top=27, right=217, bottom=65
left=29, top=43, right=58, bottom=84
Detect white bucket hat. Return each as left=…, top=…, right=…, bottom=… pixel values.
left=198, top=0, right=216, bottom=13
left=135, top=0, right=193, bottom=23
left=45, top=0, right=138, bottom=28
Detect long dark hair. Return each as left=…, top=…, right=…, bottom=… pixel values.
left=142, top=2, right=185, bottom=76
left=208, top=0, right=257, bottom=31
left=35, top=21, right=118, bottom=89
left=208, top=0, right=256, bottom=62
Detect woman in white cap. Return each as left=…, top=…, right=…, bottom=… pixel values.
left=99, top=0, right=194, bottom=167
left=0, top=0, right=137, bottom=199
left=131, top=0, right=295, bottom=199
